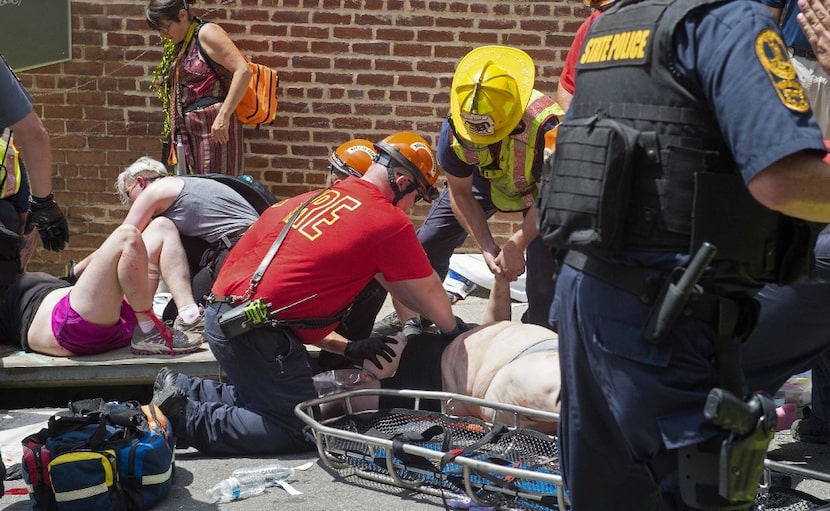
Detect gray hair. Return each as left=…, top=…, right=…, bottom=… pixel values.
left=115, top=156, right=169, bottom=205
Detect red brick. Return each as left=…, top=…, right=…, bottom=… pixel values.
left=375, top=59, right=414, bottom=72
left=391, top=43, right=434, bottom=58
left=25, top=0, right=582, bottom=269
left=292, top=56, right=333, bottom=69
left=291, top=26, right=330, bottom=39
left=376, top=28, right=416, bottom=42
left=333, top=26, right=373, bottom=40
left=457, top=32, right=501, bottom=45
left=355, top=74, right=395, bottom=86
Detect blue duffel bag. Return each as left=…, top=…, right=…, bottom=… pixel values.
left=21, top=398, right=175, bottom=511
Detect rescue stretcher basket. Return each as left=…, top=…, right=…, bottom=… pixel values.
left=757, top=460, right=830, bottom=510
left=294, top=388, right=567, bottom=510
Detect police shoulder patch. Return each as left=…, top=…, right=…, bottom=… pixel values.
left=755, top=28, right=810, bottom=112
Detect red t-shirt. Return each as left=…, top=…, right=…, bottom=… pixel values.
left=559, top=10, right=603, bottom=95
left=212, top=178, right=433, bottom=344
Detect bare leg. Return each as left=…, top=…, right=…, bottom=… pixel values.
left=70, top=225, right=151, bottom=324
left=142, top=216, right=197, bottom=310
left=27, top=225, right=157, bottom=356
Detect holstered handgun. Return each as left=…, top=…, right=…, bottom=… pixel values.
left=704, top=388, right=777, bottom=502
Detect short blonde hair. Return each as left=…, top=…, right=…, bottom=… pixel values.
left=115, top=156, right=168, bottom=205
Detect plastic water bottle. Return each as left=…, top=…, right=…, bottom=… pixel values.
left=205, top=476, right=266, bottom=503
left=231, top=464, right=295, bottom=487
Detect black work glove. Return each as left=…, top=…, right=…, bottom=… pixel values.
left=26, top=194, right=69, bottom=252
left=344, top=336, right=399, bottom=371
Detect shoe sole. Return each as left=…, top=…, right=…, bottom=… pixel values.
left=131, top=344, right=203, bottom=356
left=154, top=368, right=172, bottom=393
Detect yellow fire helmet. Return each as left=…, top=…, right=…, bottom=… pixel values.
left=450, top=45, right=535, bottom=145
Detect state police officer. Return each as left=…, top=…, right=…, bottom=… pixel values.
left=537, top=0, right=830, bottom=508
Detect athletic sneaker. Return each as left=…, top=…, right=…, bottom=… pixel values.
left=131, top=324, right=203, bottom=355
left=173, top=305, right=205, bottom=337
left=372, top=311, right=433, bottom=337
left=792, top=408, right=830, bottom=445
left=402, top=317, right=423, bottom=338
left=372, top=311, right=404, bottom=336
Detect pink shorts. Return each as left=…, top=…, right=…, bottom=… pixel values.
left=51, top=293, right=138, bottom=355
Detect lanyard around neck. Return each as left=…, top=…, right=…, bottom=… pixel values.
left=177, top=20, right=199, bottom=61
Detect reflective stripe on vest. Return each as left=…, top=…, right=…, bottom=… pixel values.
left=451, top=90, right=563, bottom=211
left=0, top=129, right=21, bottom=199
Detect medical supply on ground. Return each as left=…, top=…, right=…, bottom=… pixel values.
left=206, top=476, right=265, bottom=503
left=21, top=399, right=174, bottom=510
left=230, top=464, right=294, bottom=486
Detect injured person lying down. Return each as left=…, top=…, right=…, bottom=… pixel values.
left=322, top=272, right=561, bottom=434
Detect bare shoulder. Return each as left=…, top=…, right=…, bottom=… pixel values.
left=152, top=176, right=185, bottom=197
left=197, top=21, right=234, bottom=48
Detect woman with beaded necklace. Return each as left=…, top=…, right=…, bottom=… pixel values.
left=147, top=0, right=250, bottom=176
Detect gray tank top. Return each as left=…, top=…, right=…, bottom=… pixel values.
left=162, top=177, right=259, bottom=243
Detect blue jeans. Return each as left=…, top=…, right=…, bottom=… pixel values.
left=418, top=180, right=558, bottom=327
left=175, top=303, right=316, bottom=455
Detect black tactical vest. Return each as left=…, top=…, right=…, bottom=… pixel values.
left=537, top=0, right=817, bottom=287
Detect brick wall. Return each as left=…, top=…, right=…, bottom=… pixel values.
left=17, top=0, right=589, bottom=275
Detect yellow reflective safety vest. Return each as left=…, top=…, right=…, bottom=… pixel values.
left=0, top=129, right=21, bottom=199
left=451, top=90, right=563, bottom=212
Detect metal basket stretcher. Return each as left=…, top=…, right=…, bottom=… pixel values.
left=295, top=388, right=830, bottom=510
left=294, top=388, right=567, bottom=510
left=758, top=460, right=830, bottom=510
